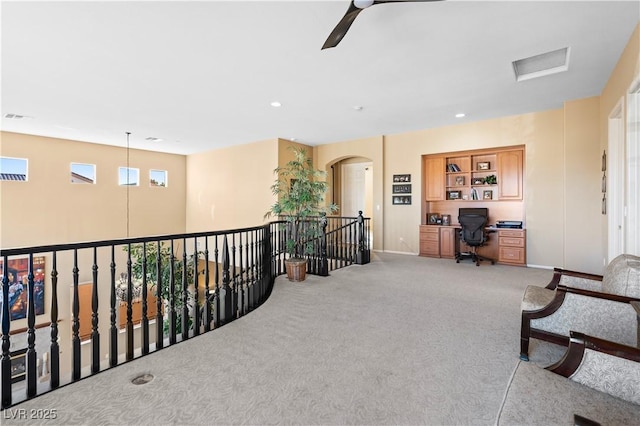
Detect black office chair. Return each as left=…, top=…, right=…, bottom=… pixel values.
left=456, top=208, right=495, bottom=266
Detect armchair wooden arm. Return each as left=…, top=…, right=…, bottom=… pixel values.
left=520, top=286, right=640, bottom=361
left=548, top=331, right=640, bottom=377
left=546, top=268, right=603, bottom=290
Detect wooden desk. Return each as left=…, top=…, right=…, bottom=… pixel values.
left=419, top=225, right=526, bottom=266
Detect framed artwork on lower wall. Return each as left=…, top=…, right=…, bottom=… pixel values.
left=0, top=256, right=46, bottom=320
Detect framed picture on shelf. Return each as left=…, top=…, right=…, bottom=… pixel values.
left=392, top=184, right=411, bottom=194
left=392, top=174, right=411, bottom=183
left=446, top=190, right=462, bottom=200
left=483, top=190, right=492, bottom=200
left=455, top=176, right=465, bottom=186
left=477, top=162, right=490, bottom=170
left=472, top=177, right=485, bottom=185
left=392, top=195, right=411, bottom=205
left=427, top=213, right=440, bottom=224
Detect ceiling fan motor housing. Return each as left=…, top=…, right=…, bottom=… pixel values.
left=354, top=0, right=375, bottom=9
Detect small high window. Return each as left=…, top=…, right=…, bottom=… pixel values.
left=149, top=170, right=168, bottom=187
left=0, top=157, right=28, bottom=181
left=70, top=163, right=96, bottom=184
left=118, top=167, right=139, bottom=186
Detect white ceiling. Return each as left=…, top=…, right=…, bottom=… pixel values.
left=1, top=1, right=638, bottom=155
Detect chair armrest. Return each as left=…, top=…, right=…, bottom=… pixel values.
left=559, top=285, right=640, bottom=304
left=546, top=268, right=603, bottom=290
left=522, top=285, right=639, bottom=319
left=548, top=331, right=640, bottom=377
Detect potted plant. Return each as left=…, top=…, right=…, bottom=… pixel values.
left=265, top=146, right=338, bottom=281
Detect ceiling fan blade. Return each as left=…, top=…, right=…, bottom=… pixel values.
left=322, top=2, right=364, bottom=50
left=322, top=0, right=444, bottom=50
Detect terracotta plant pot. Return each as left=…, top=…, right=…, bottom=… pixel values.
left=285, top=258, right=307, bottom=282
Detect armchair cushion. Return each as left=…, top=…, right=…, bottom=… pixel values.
left=602, top=254, right=640, bottom=298
left=521, top=285, right=555, bottom=312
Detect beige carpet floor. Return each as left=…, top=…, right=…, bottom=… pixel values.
left=4, top=252, right=563, bottom=425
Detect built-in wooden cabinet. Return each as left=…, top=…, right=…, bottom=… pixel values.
left=498, top=229, right=526, bottom=265
left=419, top=225, right=440, bottom=257
left=424, top=146, right=523, bottom=203
left=424, top=157, right=445, bottom=201
left=420, top=145, right=526, bottom=266
left=497, top=150, right=523, bottom=200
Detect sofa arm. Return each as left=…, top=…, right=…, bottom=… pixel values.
left=548, top=331, right=640, bottom=405
left=546, top=268, right=603, bottom=290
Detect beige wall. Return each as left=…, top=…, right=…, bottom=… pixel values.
left=563, top=97, right=602, bottom=270
left=0, top=132, right=187, bottom=248
left=600, top=22, right=640, bottom=260
left=382, top=111, right=571, bottom=268
left=185, top=138, right=279, bottom=232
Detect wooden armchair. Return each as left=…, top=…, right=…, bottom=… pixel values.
left=548, top=331, right=640, bottom=406
left=520, top=254, right=640, bottom=361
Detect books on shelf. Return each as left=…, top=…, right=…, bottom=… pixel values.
left=471, top=188, right=479, bottom=200
left=447, top=163, right=461, bottom=172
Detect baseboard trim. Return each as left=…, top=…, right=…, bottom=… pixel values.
left=526, top=264, right=554, bottom=270
left=382, top=250, right=418, bottom=256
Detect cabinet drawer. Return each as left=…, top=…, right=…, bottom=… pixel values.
left=420, top=241, right=440, bottom=257
left=420, top=229, right=440, bottom=242
left=499, top=247, right=525, bottom=264
left=499, top=230, right=525, bottom=238
left=499, top=237, right=525, bottom=247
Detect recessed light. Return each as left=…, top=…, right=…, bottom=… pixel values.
left=353, top=106, right=363, bottom=111
left=270, top=101, right=282, bottom=107
left=455, top=113, right=466, bottom=118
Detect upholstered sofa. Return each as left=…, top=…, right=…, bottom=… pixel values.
left=498, top=331, right=640, bottom=425
left=520, top=254, right=640, bottom=362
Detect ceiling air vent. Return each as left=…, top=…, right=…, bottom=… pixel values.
left=513, top=47, right=570, bottom=82
left=4, top=113, right=26, bottom=119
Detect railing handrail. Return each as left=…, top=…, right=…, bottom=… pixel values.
left=0, top=224, right=270, bottom=256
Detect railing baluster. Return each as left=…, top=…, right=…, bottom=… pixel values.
left=222, top=236, right=232, bottom=325
left=50, top=251, right=60, bottom=388
left=238, top=233, right=244, bottom=317
left=109, top=246, right=117, bottom=367
left=193, top=238, right=200, bottom=336
left=214, top=237, right=220, bottom=328
left=126, top=244, right=134, bottom=361
left=231, top=235, right=238, bottom=320
left=26, top=254, right=37, bottom=396
left=141, top=243, right=149, bottom=355
left=91, top=247, right=100, bottom=373
left=1, top=255, right=11, bottom=408
left=72, top=250, right=81, bottom=380
left=248, top=231, right=255, bottom=311
left=204, top=238, right=211, bottom=332
left=155, top=240, right=164, bottom=349
left=181, top=238, right=189, bottom=340
left=169, top=240, right=177, bottom=345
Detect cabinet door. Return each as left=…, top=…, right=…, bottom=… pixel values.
left=439, top=227, right=456, bottom=258
left=497, top=150, right=523, bottom=200
left=424, top=157, right=445, bottom=201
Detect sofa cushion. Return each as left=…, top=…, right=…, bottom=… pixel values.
left=602, top=254, right=640, bottom=298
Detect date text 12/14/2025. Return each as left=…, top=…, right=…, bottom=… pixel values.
left=2, top=408, right=58, bottom=420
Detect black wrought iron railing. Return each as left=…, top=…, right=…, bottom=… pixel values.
left=0, top=213, right=370, bottom=409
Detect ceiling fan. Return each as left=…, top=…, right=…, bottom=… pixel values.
left=322, top=0, right=443, bottom=50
